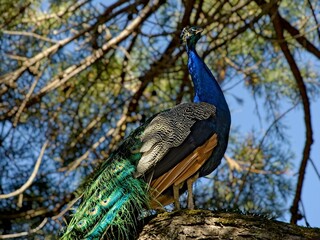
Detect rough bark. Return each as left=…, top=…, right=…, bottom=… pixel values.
left=137, top=210, right=320, bottom=240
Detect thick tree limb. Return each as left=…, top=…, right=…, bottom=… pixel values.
left=138, top=210, right=320, bottom=240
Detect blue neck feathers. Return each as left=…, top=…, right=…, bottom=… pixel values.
left=187, top=46, right=229, bottom=113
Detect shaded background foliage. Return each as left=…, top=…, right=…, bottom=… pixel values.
left=0, top=0, right=319, bottom=238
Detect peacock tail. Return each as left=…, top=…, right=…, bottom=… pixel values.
left=61, top=117, right=155, bottom=240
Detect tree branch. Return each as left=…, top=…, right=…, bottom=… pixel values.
left=12, top=67, right=43, bottom=127
left=306, top=0, right=320, bottom=43
left=0, top=218, right=48, bottom=239
left=0, top=141, right=48, bottom=199
left=271, top=9, right=314, bottom=226
left=0, top=0, right=143, bottom=98
left=279, top=15, right=320, bottom=59
left=107, top=0, right=196, bottom=151
left=254, top=0, right=314, bottom=225
left=23, top=0, right=163, bottom=113
left=2, top=30, right=57, bottom=44
left=138, top=210, right=320, bottom=239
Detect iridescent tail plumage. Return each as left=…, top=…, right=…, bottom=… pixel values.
left=61, top=158, right=149, bottom=240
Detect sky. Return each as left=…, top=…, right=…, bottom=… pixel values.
left=226, top=80, right=320, bottom=227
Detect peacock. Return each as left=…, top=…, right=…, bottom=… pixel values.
left=61, top=26, right=231, bottom=240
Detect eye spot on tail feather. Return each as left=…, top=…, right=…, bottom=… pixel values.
left=76, top=219, right=87, bottom=229
left=87, top=206, right=98, bottom=215
left=101, top=198, right=110, bottom=206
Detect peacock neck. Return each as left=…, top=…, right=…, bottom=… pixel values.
left=187, top=46, right=230, bottom=114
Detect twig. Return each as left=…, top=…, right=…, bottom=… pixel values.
left=0, top=0, right=138, bottom=87
left=26, top=0, right=163, bottom=109
left=307, top=0, right=320, bottom=43
left=300, top=199, right=310, bottom=227
left=0, top=2, right=31, bottom=29
left=59, top=113, right=129, bottom=172
left=0, top=141, right=48, bottom=199
left=21, top=0, right=89, bottom=23
left=2, top=30, right=57, bottom=44
left=52, top=194, right=83, bottom=220
left=234, top=102, right=298, bottom=204
left=0, top=36, right=74, bottom=86
left=13, top=68, right=43, bottom=127
left=309, top=158, right=320, bottom=181
left=0, top=218, right=48, bottom=239
left=280, top=14, right=320, bottom=59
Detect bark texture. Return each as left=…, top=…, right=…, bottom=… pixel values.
left=137, top=210, right=320, bottom=240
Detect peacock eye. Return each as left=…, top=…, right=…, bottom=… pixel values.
left=87, top=207, right=97, bottom=215
left=77, top=220, right=85, bottom=227
left=101, top=198, right=110, bottom=206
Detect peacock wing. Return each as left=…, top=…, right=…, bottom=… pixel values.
left=134, top=102, right=216, bottom=178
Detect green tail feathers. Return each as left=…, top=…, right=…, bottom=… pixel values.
left=61, top=158, right=149, bottom=239
left=61, top=114, right=157, bottom=239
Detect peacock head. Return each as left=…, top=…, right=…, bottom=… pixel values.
left=180, top=26, right=203, bottom=49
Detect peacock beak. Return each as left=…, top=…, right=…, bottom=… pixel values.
left=180, top=26, right=204, bottom=44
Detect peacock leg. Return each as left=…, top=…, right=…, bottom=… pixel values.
left=187, top=172, right=199, bottom=209
left=173, top=183, right=183, bottom=210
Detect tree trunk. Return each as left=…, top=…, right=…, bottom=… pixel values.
left=137, top=210, right=320, bottom=240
